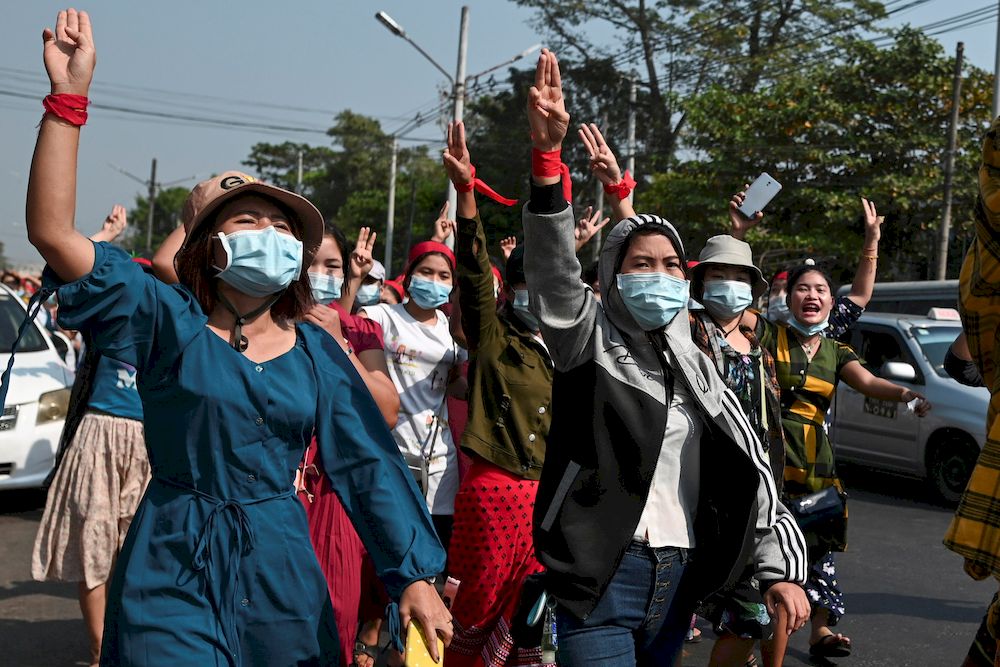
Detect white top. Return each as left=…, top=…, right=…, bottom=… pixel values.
left=633, top=381, right=703, bottom=548
left=362, top=303, right=468, bottom=514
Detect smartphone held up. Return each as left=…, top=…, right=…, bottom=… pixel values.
left=738, top=172, right=782, bottom=219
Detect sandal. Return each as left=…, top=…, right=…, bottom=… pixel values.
left=809, top=634, right=852, bottom=658
left=352, top=640, right=379, bottom=667
left=745, top=656, right=759, bottom=667
left=684, top=626, right=703, bottom=643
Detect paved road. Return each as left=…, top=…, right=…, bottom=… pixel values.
left=0, top=465, right=992, bottom=666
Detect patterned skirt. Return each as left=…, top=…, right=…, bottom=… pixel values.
left=444, top=458, right=549, bottom=667
left=945, top=243, right=1000, bottom=579
left=32, top=412, right=148, bottom=590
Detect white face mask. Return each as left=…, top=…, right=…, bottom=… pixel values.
left=213, top=227, right=303, bottom=298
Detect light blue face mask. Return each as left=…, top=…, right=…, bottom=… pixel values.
left=214, top=227, right=303, bottom=298
left=356, top=282, right=381, bottom=306
left=616, top=272, right=690, bottom=331
left=788, top=315, right=830, bottom=338
left=308, top=272, right=343, bottom=305
left=767, top=298, right=791, bottom=323
left=408, top=276, right=452, bottom=310
left=512, top=289, right=540, bottom=331
left=702, top=279, right=754, bottom=319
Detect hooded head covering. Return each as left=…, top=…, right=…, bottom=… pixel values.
left=598, top=213, right=688, bottom=335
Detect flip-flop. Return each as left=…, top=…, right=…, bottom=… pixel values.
left=352, top=640, right=380, bottom=667
left=809, top=634, right=852, bottom=658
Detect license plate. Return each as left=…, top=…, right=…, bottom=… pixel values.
left=863, top=397, right=896, bottom=419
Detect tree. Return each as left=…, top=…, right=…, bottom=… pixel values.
left=244, top=111, right=450, bottom=274
left=513, top=0, right=886, bottom=170
left=121, top=186, right=189, bottom=256
left=642, top=28, right=992, bottom=281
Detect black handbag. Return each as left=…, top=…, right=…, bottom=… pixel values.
left=789, top=486, right=847, bottom=530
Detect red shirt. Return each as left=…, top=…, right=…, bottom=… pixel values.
left=328, top=301, right=384, bottom=353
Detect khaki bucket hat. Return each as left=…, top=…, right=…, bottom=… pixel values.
left=181, top=171, right=324, bottom=265
left=692, top=235, right=768, bottom=301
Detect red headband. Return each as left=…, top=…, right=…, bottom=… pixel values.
left=773, top=271, right=789, bottom=281
left=407, top=241, right=456, bottom=273
left=384, top=279, right=405, bottom=301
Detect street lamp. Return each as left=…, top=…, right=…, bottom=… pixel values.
left=375, top=7, right=540, bottom=261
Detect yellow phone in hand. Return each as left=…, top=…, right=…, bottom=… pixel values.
left=404, top=620, right=444, bottom=667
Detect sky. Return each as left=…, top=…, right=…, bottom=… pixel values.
left=1, top=0, right=997, bottom=266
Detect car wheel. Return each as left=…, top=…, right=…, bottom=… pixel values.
left=928, top=437, right=980, bottom=504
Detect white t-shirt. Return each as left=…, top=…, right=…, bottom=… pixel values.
left=362, top=303, right=468, bottom=514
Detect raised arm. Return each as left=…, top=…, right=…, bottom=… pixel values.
left=429, top=202, right=456, bottom=244
left=444, top=120, right=500, bottom=353
left=26, top=9, right=98, bottom=282
left=339, top=227, right=376, bottom=311
left=728, top=184, right=763, bottom=240
left=152, top=224, right=186, bottom=284
left=573, top=205, right=611, bottom=253
left=90, top=204, right=128, bottom=243
left=522, top=50, right=596, bottom=370
left=844, top=197, right=883, bottom=309
left=578, top=123, right=635, bottom=221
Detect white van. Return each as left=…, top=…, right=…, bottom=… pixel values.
left=836, top=280, right=959, bottom=316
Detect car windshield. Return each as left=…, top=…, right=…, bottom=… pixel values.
left=910, top=324, right=962, bottom=378
left=0, top=293, right=48, bottom=353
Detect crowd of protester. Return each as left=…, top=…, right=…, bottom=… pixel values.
left=49, top=8, right=1000, bottom=667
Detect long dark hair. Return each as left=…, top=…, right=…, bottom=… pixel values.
left=174, top=197, right=313, bottom=320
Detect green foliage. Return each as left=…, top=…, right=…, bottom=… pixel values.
left=122, top=186, right=190, bottom=256
left=242, top=111, right=451, bottom=274
left=644, top=28, right=991, bottom=281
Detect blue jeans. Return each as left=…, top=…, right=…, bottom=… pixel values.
left=555, top=541, right=692, bottom=666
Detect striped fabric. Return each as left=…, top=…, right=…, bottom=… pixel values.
left=944, top=188, right=1000, bottom=580
left=759, top=319, right=859, bottom=553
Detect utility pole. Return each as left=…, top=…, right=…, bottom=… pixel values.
left=296, top=150, right=304, bottom=194
left=384, top=138, right=399, bottom=273
left=937, top=41, right=964, bottom=281
left=626, top=75, right=637, bottom=206
left=146, top=158, right=157, bottom=254
left=591, top=111, right=609, bottom=263
left=994, top=2, right=1000, bottom=119
left=444, top=6, right=470, bottom=249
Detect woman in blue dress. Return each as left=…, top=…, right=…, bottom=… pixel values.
left=24, top=10, right=451, bottom=666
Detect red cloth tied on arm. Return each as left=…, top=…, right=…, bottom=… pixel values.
left=531, top=147, right=573, bottom=203
left=42, top=94, right=90, bottom=126
left=603, top=170, right=636, bottom=200
left=454, top=165, right=518, bottom=207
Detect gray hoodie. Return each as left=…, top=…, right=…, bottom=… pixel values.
left=523, top=200, right=807, bottom=619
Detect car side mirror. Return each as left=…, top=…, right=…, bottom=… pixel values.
left=881, top=361, right=917, bottom=383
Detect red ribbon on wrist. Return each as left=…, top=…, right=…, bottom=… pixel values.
left=531, top=147, right=573, bottom=203
left=42, top=94, right=90, bottom=126
left=603, top=170, right=636, bottom=200
left=455, top=165, right=518, bottom=207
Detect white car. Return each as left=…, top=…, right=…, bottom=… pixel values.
left=0, top=285, right=74, bottom=490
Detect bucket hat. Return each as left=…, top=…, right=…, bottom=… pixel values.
left=181, top=171, right=324, bottom=266
left=692, top=235, right=768, bottom=301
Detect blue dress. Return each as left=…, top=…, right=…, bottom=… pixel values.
left=87, top=355, right=143, bottom=420
left=44, top=243, right=445, bottom=666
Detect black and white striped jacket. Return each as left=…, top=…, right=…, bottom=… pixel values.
left=522, top=198, right=808, bottom=620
